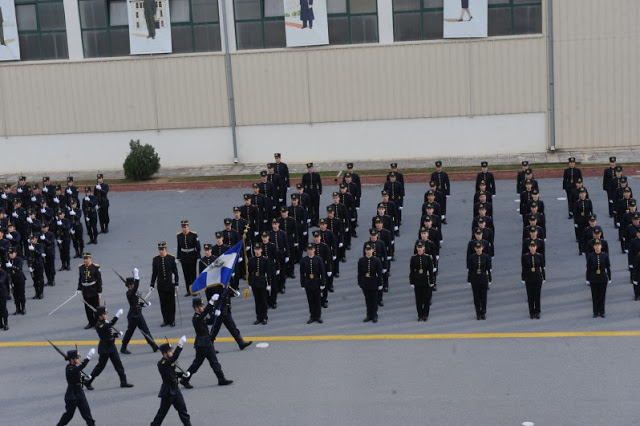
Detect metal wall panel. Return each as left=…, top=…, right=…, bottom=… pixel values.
left=554, top=0, right=640, bottom=149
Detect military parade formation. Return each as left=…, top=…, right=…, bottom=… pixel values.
left=3, top=153, right=640, bottom=424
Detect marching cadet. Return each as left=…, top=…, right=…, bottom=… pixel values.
left=176, top=220, right=201, bottom=297
left=65, top=176, right=79, bottom=201
left=259, top=232, right=278, bottom=308
left=248, top=243, right=272, bottom=325
left=279, top=207, right=298, bottom=278
left=475, top=161, right=496, bottom=194
left=120, top=268, right=159, bottom=354
left=95, top=174, right=110, bottom=234
left=584, top=228, right=609, bottom=255
left=467, top=227, right=491, bottom=258
left=519, top=179, right=535, bottom=215
left=267, top=163, right=284, bottom=210
left=338, top=183, right=357, bottom=239
left=82, top=187, right=98, bottom=245
left=180, top=296, right=233, bottom=389
left=77, top=253, right=101, bottom=329
left=258, top=170, right=277, bottom=219
left=84, top=305, right=134, bottom=390
left=317, top=218, right=338, bottom=277
left=343, top=172, right=361, bottom=234
left=343, top=163, right=362, bottom=197
left=151, top=337, right=191, bottom=426
left=5, top=222, right=21, bottom=255
left=358, top=243, right=383, bottom=323
left=380, top=190, right=399, bottom=236
left=387, top=162, right=405, bottom=184
left=628, top=227, right=640, bottom=285
left=289, top=193, right=309, bottom=260
left=410, top=241, right=435, bottom=322
left=295, top=183, right=313, bottom=224
left=521, top=240, right=546, bottom=319
left=27, top=233, right=46, bottom=300
left=56, top=347, right=96, bottom=426
left=467, top=241, right=492, bottom=320
left=631, top=249, right=640, bottom=300
left=241, top=194, right=261, bottom=243
left=523, top=226, right=546, bottom=263
left=55, top=209, right=72, bottom=270
left=326, top=205, right=345, bottom=271
left=615, top=188, right=634, bottom=231
left=312, top=231, right=333, bottom=301
left=374, top=202, right=394, bottom=234
left=581, top=215, right=603, bottom=255
left=300, top=243, right=326, bottom=324
left=0, top=264, right=8, bottom=330
left=42, top=176, right=55, bottom=206
left=302, top=162, right=322, bottom=226
left=209, top=281, right=253, bottom=351
left=40, top=222, right=56, bottom=286
left=38, top=199, right=55, bottom=225
left=52, top=185, right=67, bottom=214
left=585, top=239, right=611, bottom=318
left=11, top=199, right=28, bottom=256
left=384, top=172, right=405, bottom=226
left=603, top=157, right=617, bottom=217
left=26, top=208, right=42, bottom=237
left=7, top=247, right=26, bottom=315
left=622, top=209, right=640, bottom=253
left=270, top=218, right=289, bottom=296
left=364, top=229, right=388, bottom=304
left=273, top=153, right=290, bottom=196
left=1, top=184, right=14, bottom=214
left=151, top=242, right=180, bottom=327
left=607, top=165, right=624, bottom=217
left=373, top=217, right=394, bottom=263
left=474, top=181, right=494, bottom=204
left=516, top=161, right=530, bottom=194
left=431, top=161, right=450, bottom=224
left=563, top=157, right=583, bottom=218
left=329, top=191, right=351, bottom=251
left=199, top=243, right=217, bottom=301
left=16, top=176, right=31, bottom=205
left=573, top=188, right=593, bottom=242
left=29, top=184, right=43, bottom=210
left=251, top=183, right=270, bottom=233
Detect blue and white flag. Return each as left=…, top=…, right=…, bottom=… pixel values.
left=190, top=241, right=243, bottom=295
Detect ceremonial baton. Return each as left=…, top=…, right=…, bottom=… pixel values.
left=46, top=339, right=92, bottom=380
left=48, top=292, right=78, bottom=316
left=112, top=268, right=127, bottom=284
left=139, top=329, right=157, bottom=347
left=82, top=298, right=97, bottom=312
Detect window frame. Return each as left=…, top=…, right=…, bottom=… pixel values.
left=233, top=0, right=285, bottom=50
left=327, top=0, right=379, bottom=45
left=16, top=0, right=69, bottom=60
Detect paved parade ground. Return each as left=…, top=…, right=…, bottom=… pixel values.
left=2, top=175, right=640, bottom=425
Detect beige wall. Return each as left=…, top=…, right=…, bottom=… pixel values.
left=553, top=0, right=640, bottom=150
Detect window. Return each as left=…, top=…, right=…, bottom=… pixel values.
left=15, top=0, right=68, bottom=60
left=78, top=0, right=130, bottom=57
left=327, top=0, right=378, bottom=45
left=234, top=0, right=285, bottom=50
left=170, top=0, right=222, bottom=53
left=392, top=0, right=542, bottom=41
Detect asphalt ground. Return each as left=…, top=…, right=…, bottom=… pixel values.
left=2, top=175, right=640, bottom=425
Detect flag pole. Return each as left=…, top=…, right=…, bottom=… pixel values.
left=242, top=225, right=250, bottom=299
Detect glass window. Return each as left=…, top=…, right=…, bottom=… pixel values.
left=109, top=0, right=128, bottom=26
left=327, top=0, right=346, bottom=14
left=234, top=0, right=261, bottom=20
left=234, top=0, right=285, bottom=49
left=327, top=0, right=378, bottom=45
left=392, top=0, right=541, bottom=41
left=16, top=0, right=68, bottom=60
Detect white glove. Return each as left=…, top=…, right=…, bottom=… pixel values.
left=332, top=256, right=337, bottom=261
left=53, top=197, right=59, bottom=203
left=543, top=280, right=546, bottom=285
left=586, top=280, right=590, bottom=285
left=57, top=239, right=62, bottom=244
left=147, top=301, right=152, bottom=306
left=41, top=253, right=46, bottom=258
left=29, top=267, right=34, bottom=273
left=307, top=219, right=311, bottom=224
left=27, top=217, right=33, bottom=224
left=467, top=282, right=471, bottom=286
left=436, top=255, right=440, bottom=260
left=522, top=281, right=525, bottom=285
left=86, top=348, right=95, bottom=359
left=433, top=268, right=438, bottom=273
left=356, top=207, right=360, bottom=210
left=327, top=272, right=332, bottom=277
left=70, top=230, right=75, bottom=235
left=69, top=210, right=76, bottom=216
left=574, top=224, right=578, bottom=228
left=386, top=256, right=392, bottom=261
left=182, top=371, right=191, bottom=378
left=115, top=309, right=124, bottom=318
left=6, top=233, right=12, bottom=240
left=294, top=243, right=299, bottom=247
left=56, top=220, right=62, bottom=225
left=17, top=188, right=22, bottom=193
left=41, top=208, right=46, bottom=213
left=31, top=196, right=36, bottom=202
left=399, top=206, right=403, bottom=210
left=488, top=282, right=492, bottom=286
left=5, top=262, right=12, bottom=268
left=279, top=198, right=283, bottom=203
left=276, top=270, right=280, bottom=276
left=178, top=335, right=187, bottom=348
left=266, top=285, right=271, bottom=291
left=616, top=223, right=620, bottom=227
left=96, top=184, right=102, bottom=190
left=0, top=194, right=5, bottom=199
left=302, top=232, right=307, bottom=236
left=339, top=243, right=344, bottom=248
left=285, top=257, right=289, bottom=262
left=85, top=217, right=90, bottom=222
left=76, top=290, right=81, bottom=295
left=42, top=187, right=48, bottom=193
left=410, top=284, right=415, bottom=289
left=378, top=286, right=383, bottom=290
left=208, top=294, right=217, bottom=305
left=28, top=245, right=34, bottom=251
left=394, top=226, right=399, bottom=231
left=134, top=268, right=139, bottom=280
left=608, top=280, right=612, bottom=285
left=345, top=227, right=350, bottom=232
left=254, top=231, right=259, bottom=236
left=320, top=286, right=325, bottom=290
left=40, top=235, right=45, bottom=240
left=382, top=269, right=387, bottom=274
left=634, top=281, right=638, bottom=286
left=625, top=250, right=629, bottom=254
left=214, top=309, right=221, bottom=317
left=84, top=197, right=90, bottom=202
left=11, top=212, right=18, bottom=218
left=66, top=188, right=72, bottom=194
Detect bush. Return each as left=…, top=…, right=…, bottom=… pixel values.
left=123, top=139, right=161, bottom=181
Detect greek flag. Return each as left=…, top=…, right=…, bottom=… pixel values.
left=189, top=241, right=243, bottom=295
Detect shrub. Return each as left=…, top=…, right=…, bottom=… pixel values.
left=122, top=139, right=161, bottom=181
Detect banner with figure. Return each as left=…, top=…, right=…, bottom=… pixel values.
left=283, top=0, right=329, bottom=47
left=443, top=0, right=487, bottom=38
left=0, top=0, right=20, bottom=61
left=127, top=0, right=172, bottom=55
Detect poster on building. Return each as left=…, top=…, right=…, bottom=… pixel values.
left=283, top=0, right=329, bottom=47
left=443, top=0, right=487, bottom=38
left=127, top=0, right=172, bottom=55
left=0, top=0, right=20, bottom=61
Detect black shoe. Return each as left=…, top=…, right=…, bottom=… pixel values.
left=363, top=317, right=371, bottom=322
left=481, top=314, right=486, bottom=320
left=253, top=319, right=261, bottom=325
left=3, top=324, right=8, bottom=330
left=322, top=302, right=328, bottom=308
left=316, top=318, right=323, bottom=324
left=218, top=378, right=233, bottom=386
left=59, top=266, right=66, bottom=271
left=307, top=318, right=315, bottom=324
left=378, top=300, right=384, bottom=307
left=335, top=274, right=340, bottom=278
left=383, top=287, right=389, bottom=293
left=180, top=378, right=193, bottom=389
left=432, top=285, right=438, bottom=291
left=261, top=319, right=268, bottom=325
left=372, top=317, right=378, bottom=323
left=184, top=293, right=190, bottom=297
left=84, top=324, right=94, bottom=330
left=530, top=314, right=534, bottom=319
left=279, top=288, right=286, bottom=294
left=160, top=322, right=169, bottom=327
left=170, top=322, right=175, bottom=327
left=329, top=286, right=334, bottom=292
left=477, top=315, right=482, bottom=320
left=535, top=313, right=540, bottom=319
left=120, top=348, right=132, bottom=355
left=120, top=381, right=134, bottom=388
left=341, top=258, right=346, bottom=263
left=271, top=302, right=277, bottom=309
left=239, top=341, right=253, bottom=350
left=13, top=310, right=20, bottom=315
left=84, top=379, right=94, bottom=391
left=417, top=317, right=423, bottom=322
left=352, top=233, right=357, bottom=238
left=442, top=219, right=447, bottom=224
left=593, top=313, right=598, bottom=318
left=600, top=313, right=606, bottom=318
left=424, top=316, right=428, bottom=321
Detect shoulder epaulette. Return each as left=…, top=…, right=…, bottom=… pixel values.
left=177, top=232, right=181, bottom=236
left=93, top=263, right=100, bottom=267
left=78, top=264, right=83, bottom=268
left=191, top=231, right=198, bottom=234
left=154, top=255, right=160, bottom=259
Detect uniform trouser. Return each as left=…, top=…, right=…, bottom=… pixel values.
left=181, top=259, right=197, bottom=294
left=608, top=196, right=615, bottom=216
left=86, top=217, right=98, bottom=242
left=0, top=296, right=7, bottom=323
left=45, top=252, right=56, bottom=283
left=72, top=229, right=84, bottom=256
left=566, top=189, right=574, bottom=213
left=590, top=281, right=607, bottom=315
left=211, top=305, right=244, bottom=346
left=57, top=392, right=95, bottom=426
left=83, top=294, right=99, bottom=326
left=305, top=287, right=322, bottom=320
left=122, top=315, right=158, bottom=350
left=98, top=206, right=109, bottom=231
left=151, top=392, right=190, bottom=426
left=633, top=281, right=640, bottom=299
left=338, top=240, right=346, bottom=260
left=414, top=285, right=432, bottom=318
left=276, top=256, right=287, bottom=290
left=144, top=10, right=156, bottom=37
left=321, top=280, right=330, bottom=304
left=395, top=203, right=403, bottom=225
left=308, top=191, right=320, bottom=224
left=362, top=288, right=378, bottom=319
left=471, top=281, right=488, bottom=315
left=187, top=346, right=224, bottom=379
left=252, top=287, right=268, bottom=321
left=268, top=278, right=279, bottom=306
left=344, top=227, right=352, bottom=248
left=13, top=281, right=25, bottom=312
left=286, top=243, right=296, bottom=275
left=158, top=290, right=176, bottom=324
left=32, top=263, right=45, bottom=297
left=575, top=219, right=587, bottom=241
left=525, top=279, right=542, bottom=314
left=333, top=257, right=340, bottom=275
left=90, top=350, right=126, bottom=380
left=441, top=196, right=447, bottom=218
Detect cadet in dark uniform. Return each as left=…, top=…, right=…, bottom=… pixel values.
left=586, top=239, right=611, bottom=318
left=77, top=253, right=101, bottom=329
left=209, top=283, right=253, bottom=351
left=289, top=194, right=309, bottom=261
left=84, top=306, right=134, bottom=390
left=121, top=268, right=159, bottom=354
left=82, top=187, right=98, bottom=245
left=467, top=242, right=492, bottom=320
left=180, top=296, right=233, bottom=388
left=563, top=157, right=583, bottom=218
left=603, top=157, right=617, bottom=217
left=431, top=161, right=450, bottom=223
left=273, top=153, right=290, bottom=195
left=40, top=222, right=56, bottom=286
left=0, top=265, right=8, bottom=330
left=267, top=163, right=284, bottom=210
left=410, top=241, right=435, bottom=321
left=300, top=243, right=326, bottom=324
left=94, top=174, right=110, bottom=233
left=151, top=242, right=180, bottom=327
left=67, top=198, right=84, bottom=259
left=177, top=220, right=201, bottom=297
left=358, top=243, right=383, bottom=323
left=279, top=207, right=298, bottom=278
left=516, top=161, right=529, bottom=194
left=573, top=188, right=593, bottom=242
left=27, top=233, right=45, bottom=299
left=302, top=162, right=322, bottom=226
left=7, top=247, right=26, bottom=315
left=42, top=176, right=55, bottom=206
left=151, top=338, right=191, bottom=426
left=475, top=161, right=496, bottom=194
left=248, top=243, right=272, bottom=325
left=384, top=172, right=405, bottom=226
left=312, top=231, right=333, bottom=302
left=241, top=194, right=260, bottom=243
left=521, top=240, right=546, bottom=319
left=56, top=348, right=96, bottom=426
left=66, top=176, right=79, bottom=201
left=55, top=209, right=72, bottom=270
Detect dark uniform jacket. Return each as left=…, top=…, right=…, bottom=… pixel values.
left=467, top=253, right=492, bottom=283
left=430, top=171, right=450, bottom=196
left=95, top=183, right=109, bottom=208
left=521, top=253, right=546, bottom=281
left=176, top=232, right=200, bottom=261
left=65, top=359, right=91, bottom=396
left=78, top=263, right=102, bottom=296
left=151, top=254, right=179, bottom=291
left=409, top=254, right=434, bottom=287
left=299, top=255, right=326, bottom=289
left=475, top=172, right=496, bottom=194
left=192, top=302, right=214, bottom=347
left=96, top=316, right=120, bottom=354
left=157, top=346, right=184, bottom=398
left=248, top=255, right=272, bottom=289
left=126, top=279, right=146, bottom=319
left=586, top=252, right=611, bottom=284
left=357, top=256, right=382, bottom=290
